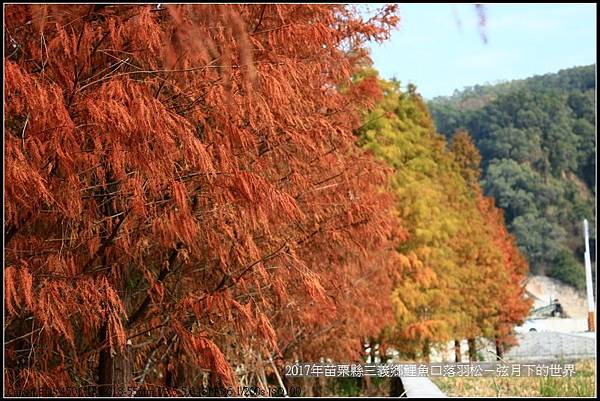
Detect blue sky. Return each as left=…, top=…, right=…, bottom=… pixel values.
left=367, top=4, right=596, bottom=99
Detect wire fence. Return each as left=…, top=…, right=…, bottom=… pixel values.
left=429, top=332, right=596, bottom=363
left=503, top=332, right=596, bottom=362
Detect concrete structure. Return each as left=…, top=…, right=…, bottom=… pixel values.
left=524, top=276, right=588, bottom=319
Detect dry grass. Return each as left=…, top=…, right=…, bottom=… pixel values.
left=431, top=359, right=596, bottom=397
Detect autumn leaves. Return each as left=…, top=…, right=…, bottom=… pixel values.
left=357, top=77, right=531, bottom=360
left=4, top=4, right=528, bottom=395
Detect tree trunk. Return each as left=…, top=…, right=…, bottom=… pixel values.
left=312, top=376, right=323, bottom=397
left=422, top=339, right=430, bottom=363
left=97, top=323, right=132, bottom=397
left=95, top=167, right=132, bottom=397
left=362, top=375, right=373, bottom=395
left=389, top=376, right=406, bottom=397
left=379, top=343, right=388, bottom=364
left=494, top=337, right=503, bottom=361
left=369, top=336, right=376, bottom=363
left=454, top=339, right=462, bottom=362
left=467, top=338, right=477, bottom=362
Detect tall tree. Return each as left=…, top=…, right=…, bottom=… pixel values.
left=451, top=131, right=532, bottom=358
left=357, top=76, right=477, bottom=359
left=357, top=75, right=531, bottom=363
left=5, top=4, right=401, bottom=395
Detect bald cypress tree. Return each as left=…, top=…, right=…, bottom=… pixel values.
left=5, top=4, right=401, bottom=394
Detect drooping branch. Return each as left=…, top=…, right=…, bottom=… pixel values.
left=81, top=208, right=132, bottom=274
left=127, top=243, right=183, bottom=328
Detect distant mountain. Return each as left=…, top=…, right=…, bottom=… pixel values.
left=430, top=65, right=595, bottom=111
left=428, top=65, right=596, bottom=291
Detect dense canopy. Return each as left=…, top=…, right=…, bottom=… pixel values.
left=5, top=4, right=532, bottom=397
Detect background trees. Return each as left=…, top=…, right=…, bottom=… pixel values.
left=355, top=74, right=530, bottom=362
left=451, top=132, right=531, bottom=357
left=5, top=4, right=535, bottom=396
left=429, top=65, right=596, bottom=290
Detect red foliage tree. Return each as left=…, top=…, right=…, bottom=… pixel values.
left=451, top=130, right=532, bottom=359
left=4, top=4, right=401, bottom=395
left=477, top=195, right=532, bottom=358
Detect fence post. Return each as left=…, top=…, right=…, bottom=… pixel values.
left=583, top=219, right=595, bottom=332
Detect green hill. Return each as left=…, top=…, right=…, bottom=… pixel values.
left=428, top=65, right=596, bottom=290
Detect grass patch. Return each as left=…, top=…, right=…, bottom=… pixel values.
left=431, top=359, right=596, bottom=397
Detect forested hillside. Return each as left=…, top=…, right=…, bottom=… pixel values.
left=428, top=65, right=596, bottom=290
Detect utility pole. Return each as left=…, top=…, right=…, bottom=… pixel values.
left=583, top=219, right=595, bottom=332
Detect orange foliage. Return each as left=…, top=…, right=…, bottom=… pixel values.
left=451, top=131, right=532, bottom=347
left=4, top=4, right=401, bottom=393
left=477, top=195, right=532, bottom=348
